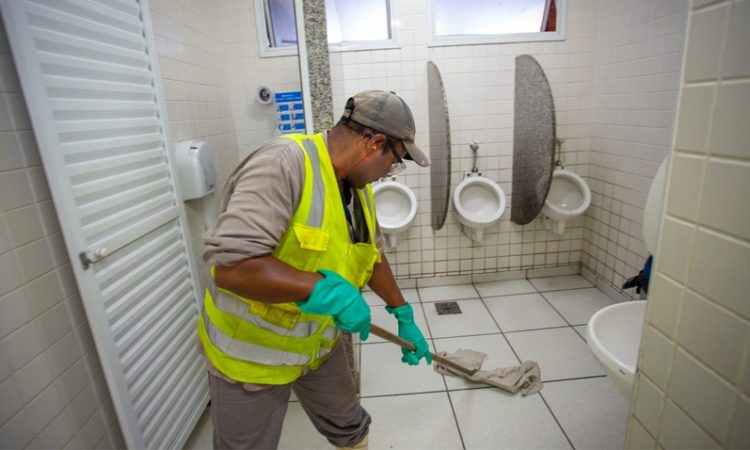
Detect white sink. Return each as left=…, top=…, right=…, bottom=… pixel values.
left=587, top=300, right=647, bottom=397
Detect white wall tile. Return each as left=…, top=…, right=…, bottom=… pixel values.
left=26, top=382, right=66, bottom=434
left=3, top=205, right=44, bottom=247
left=689, top=228, right=750, bottom=318
left=633, top=375, right=663, bottom=435
left=674, top=85, right=714, bottom=152
left=638, top=325, right=674, bottom=389
left=0, top=408, right=35, bottom=449
left=678, top=290, right=747, bottom=382
left=730, top=394, right=750, bottom=449
left=58, top=358, right=89, bottom=403
left=0, top=133, right=23, bottom=171
left=0, top=96, right=12, bottom=132
left=665, top=153, right=704, bottom=220
left=655, top=217, right=694, bottom=282
left=47, top=331, right=84, bottom=379
left=722, top=0, right=750, bottom=79
left=0, top=377, right=24, bottom=425
left=38, top=302, right=73, bottom=347
left=668, top=349, right=734, bottom=441
left=711, top=81, right=750, bottom=159
left=14, top=238, right=53, bottom=282
left=34, top=409, right=75, bottom=450
left=13, top=352, right=55, bottom=403
left=5, top=94, right=30, bottom=130
left=26, top=270, right=64, bottom=315
left=683, top=3, right=729, bottom=82
left=0, top=289, right=33, bottom=339
left=0, top=349, right=10, bottom=381
left=0, top=171, right=34, bottom=212
left=625, top=418, right=655, bottom=450
left=2, top=321, right=45, bottom=371
left=69, top=384, right=99, bottom=429
left=659, top=400, right=720, bottom=449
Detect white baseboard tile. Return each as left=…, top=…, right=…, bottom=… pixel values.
left=580, top=266, right=598, bottom=285
left=416, top=274, right=473, bottom=288
left=395, top=278, right=417, bottom=289
left=526, top=264, right=581, bottom=279
left=471, top=270, right=526, bottom=284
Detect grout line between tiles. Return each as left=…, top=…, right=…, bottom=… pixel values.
left=538, top=389, right=576, bottom=449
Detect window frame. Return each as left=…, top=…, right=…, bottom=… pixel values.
left=427, top=0, right=566, bottom=47
left=254, top=0, right=400, bottom=58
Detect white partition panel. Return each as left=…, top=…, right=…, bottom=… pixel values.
left=0, top=0, right=209, bottom=448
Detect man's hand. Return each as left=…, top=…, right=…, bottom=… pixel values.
left=297, top=270, right=371, bottom=341
left=386, top=303, right=431, bottom=365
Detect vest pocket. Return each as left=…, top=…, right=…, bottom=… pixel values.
left=340, top=243, right=381, bottom=288
left=293, top=224, right=329, bottom=251
left=249, top=301, right=301, bottom=330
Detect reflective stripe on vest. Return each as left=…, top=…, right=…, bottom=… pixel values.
left=201, top=289, right=337, bottom=366
left=301, top=138, right=325, bottom=228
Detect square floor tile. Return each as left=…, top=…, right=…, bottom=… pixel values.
left=418, top=284, right=478, bottom=302
left=543, top=288, right=616, bottom=325
left=422, top=299, right=500, bottom=338
left=474, top=279, right=536, bottom=298
left=362, top=288, right=419, bottom=307
left=542, top=377, right=630, bottom=449
left=363, top=392, right=464, bottom=449
left=432, top=334, right=520, bottom=390
left=484, top=293, right=568, bottom=331
left=360, top=342, right=445, bottom=397
left=366, top=301, right=430, bottom=344
left=450, top=388, right=571, bottom=449
left=505, top=328, right=605, bottom=381
left=530, top=275, right=593, bottom=292
left=278, top=402, right=332, bottom=449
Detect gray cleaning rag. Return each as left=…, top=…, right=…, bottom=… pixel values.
left=434, top=349, right=543, bottom=396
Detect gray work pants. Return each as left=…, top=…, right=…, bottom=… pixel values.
left=208, top=343, right=370, bottom=449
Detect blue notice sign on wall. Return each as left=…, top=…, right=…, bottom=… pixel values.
left=275, top=91, right=305, bottom=134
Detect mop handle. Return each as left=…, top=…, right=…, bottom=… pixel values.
left=368, top=324, right=476, bottom=376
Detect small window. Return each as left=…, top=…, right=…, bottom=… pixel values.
left=255, top=0, right=397, bottom=57
left=429, top=0, right=565, bottom=46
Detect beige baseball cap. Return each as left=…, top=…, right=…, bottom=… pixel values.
left=341, top=90, right=430, bottom=167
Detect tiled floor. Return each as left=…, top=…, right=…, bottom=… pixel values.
left=186, top=275, right=631, bottom=449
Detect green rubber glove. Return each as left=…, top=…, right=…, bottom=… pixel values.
left=297, top=270, right=371, bottom=341
left=385, top=303, right=432, bottom=366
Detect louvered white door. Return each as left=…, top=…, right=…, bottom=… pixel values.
left=0, top=0, right=209, bottom=448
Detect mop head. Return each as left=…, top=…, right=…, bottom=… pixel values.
left=433, top=349, right=543, bottom=396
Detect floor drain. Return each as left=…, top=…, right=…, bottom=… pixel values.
left=435, top=301, right=462, bottom=315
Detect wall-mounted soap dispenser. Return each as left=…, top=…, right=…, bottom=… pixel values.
left=174, top=140, right=216, bottom=200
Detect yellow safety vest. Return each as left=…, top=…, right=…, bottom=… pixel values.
left=197, top=133, right=381, bottom=384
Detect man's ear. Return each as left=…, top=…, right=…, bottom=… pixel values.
left=370, top=133, right=388, bottom=150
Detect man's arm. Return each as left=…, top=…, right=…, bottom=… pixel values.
left=214, top=256, right=322, bottom=303
left=366, top=253, right=406, bottom=308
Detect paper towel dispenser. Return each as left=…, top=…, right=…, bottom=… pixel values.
left=175, top=140, right=216, bottom=200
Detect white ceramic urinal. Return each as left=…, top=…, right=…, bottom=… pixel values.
left=541, top=168, right=591, bottom=234
left=372, top=178, right=417, bottom=247
left=452, top=174, right=507, bottom=242
left=587, top=301, right=647, bottom=397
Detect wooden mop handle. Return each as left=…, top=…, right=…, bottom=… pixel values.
left=368, top=324, right=476, bottom=376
